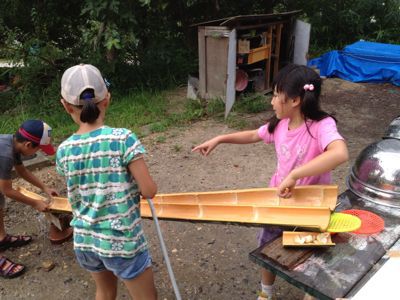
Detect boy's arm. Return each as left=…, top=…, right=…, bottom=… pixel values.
left=14, top=164, right=58, bottom=197
left=0, top=178, right=49, bottom=212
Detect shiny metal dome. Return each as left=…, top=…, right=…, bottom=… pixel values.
left=347, top=138, right=400, bottom=208
left=383, top=116, right=400, bottom=140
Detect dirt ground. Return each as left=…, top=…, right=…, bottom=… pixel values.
left=1, top=79, right=400, bottom=299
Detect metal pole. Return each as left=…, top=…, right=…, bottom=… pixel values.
left=146, top=198, right=182, bottom=300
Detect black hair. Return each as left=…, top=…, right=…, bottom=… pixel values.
left=78, top=89, right=100, bottom=124
left=14, top=131, right=39, bottom=147
left=267, top=64, right=336, bottom=134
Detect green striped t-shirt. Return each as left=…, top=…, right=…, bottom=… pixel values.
left=56, top=126, right=147, bottom=258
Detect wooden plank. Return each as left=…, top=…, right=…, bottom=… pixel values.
left=235, top=21, right=288, bottom=31
left=261, top=236, right=314, bottom=270
left=264, top=27, right=273, bottom=90
left=273, top=23, right=283, bottom=76
left=247, top=45, right=270, bottom=64
left=204, top=27, right=230, bottom=37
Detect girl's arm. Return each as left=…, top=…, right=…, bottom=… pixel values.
left=128, top=157, right=157, bottom=199
left=278, top=139, right=349, bottom=197
left=192, top=129, right=262, bottom=156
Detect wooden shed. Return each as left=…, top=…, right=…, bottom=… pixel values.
left=194, top=11, right=301, bottom=117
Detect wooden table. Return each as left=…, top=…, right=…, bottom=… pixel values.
left=249, top=190, right=400, bottom=299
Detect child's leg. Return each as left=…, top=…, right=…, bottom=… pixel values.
left=260, top=268, right=276, bottom=298
left=122, top=267, right=157, bottom=300
left=257, top=227, right=281, bottom=299
left=0, top=195, right=6, bottom=238
left=261, top=267, right=275, bottom=285
left=0, top=206, right=32, bottom=249
left=90, top=270, right=118, bottom=300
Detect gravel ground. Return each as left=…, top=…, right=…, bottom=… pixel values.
left=1, top=79, right=399, bottom=299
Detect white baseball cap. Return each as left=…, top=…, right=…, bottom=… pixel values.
left=61, top=64, right=108, bottom=105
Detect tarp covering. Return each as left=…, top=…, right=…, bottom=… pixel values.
left=308, top=41, right=400, bottom=86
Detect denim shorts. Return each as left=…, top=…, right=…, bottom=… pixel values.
left=74, top=249, right=152, bottom=280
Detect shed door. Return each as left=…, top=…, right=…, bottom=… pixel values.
left=225, top=29, right=236, bottom=118
left=200, top=27, right=230, bottom=99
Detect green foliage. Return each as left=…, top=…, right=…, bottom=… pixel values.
left=205, top=99, right=225, bottom=115
left=0, top=0, right=276, bottom=100
left=276, top=0, right=400, bottom=55
left=225, top=116, right=250, bottom=130
left=0, top=85, right=16, bottom=113
left=0, top=88, right=232, bottom=142
left=149, top=122, right=168, bottom=133
left=0, top=0, right=399, bottom=127
left=183, top=99, right=208, bottom=119
left=235, top=94, right=271, bottom=114
left=155, top=135, right=167, bottom=143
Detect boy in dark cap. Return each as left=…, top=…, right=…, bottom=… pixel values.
left=0, top=119, right=58, bottom=278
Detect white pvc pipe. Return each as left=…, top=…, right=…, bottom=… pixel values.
left=146, top=198, right=182, bottom=300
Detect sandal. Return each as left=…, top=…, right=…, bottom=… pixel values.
left=0, top=234, right=32, bottom=251
left=0, top=256, right=25, bottom=279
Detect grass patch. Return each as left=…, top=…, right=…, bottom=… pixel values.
left=0, top=89, right=213, bottom=143
left=155, top=135, right=166, bottom=143
left=0, top=88, right=271, bottom=144
left=225, top=115, right=250, bottom=129
left=235, top=93, right=271, bottom=114
left=172, top=144, right=182, bottom=152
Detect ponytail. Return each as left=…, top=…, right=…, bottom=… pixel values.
left=80, top=101, right=100, bottom=123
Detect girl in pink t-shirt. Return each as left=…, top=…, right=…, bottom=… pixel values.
left=192, top=64, right=349, bottom=299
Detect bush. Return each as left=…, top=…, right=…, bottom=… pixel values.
left=0, top=0, right=399, bottom=115
left=276, top=0, right=400, bottom=56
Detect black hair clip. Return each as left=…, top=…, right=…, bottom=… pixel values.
left=104, top=78, right=111, bottom=88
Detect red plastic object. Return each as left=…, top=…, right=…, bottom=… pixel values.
left=235, top=69, right=248, bottom=91
left=48, top=214, right=73, bottom=244
left=341, top=209, right=384, bottom=234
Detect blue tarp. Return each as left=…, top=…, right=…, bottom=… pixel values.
left=308, top=41, right=400, bottom=86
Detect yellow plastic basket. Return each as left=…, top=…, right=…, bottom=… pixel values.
left=327, top=212, right=362, bottom=233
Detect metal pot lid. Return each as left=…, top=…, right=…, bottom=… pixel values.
left=347, top=138, right=400, bottom=208
left=383, top=116, right=400, bottom=140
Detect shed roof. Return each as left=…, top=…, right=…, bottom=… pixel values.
left=191, top=10, right=302, bottom=28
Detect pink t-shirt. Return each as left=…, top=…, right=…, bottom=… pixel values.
left=258, top=117, right=344, bottom=187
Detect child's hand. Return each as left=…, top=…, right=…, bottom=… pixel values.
left=278, top=175, right=296, bottom=198
left=43, top=187, right=59, bottom=197
left=32, top=200, right=50, bottom=212
left=192, top=138, right=219, bottom=156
